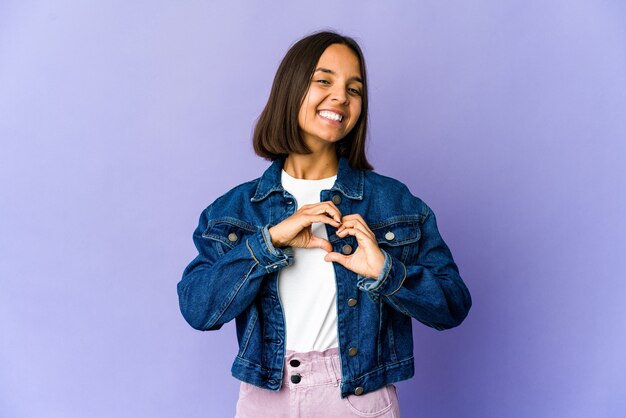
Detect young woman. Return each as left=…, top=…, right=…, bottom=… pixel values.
left=178, top=31, right=471, bottom=418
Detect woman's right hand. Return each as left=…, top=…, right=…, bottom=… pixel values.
left=268, top=201, right=342, bottom=253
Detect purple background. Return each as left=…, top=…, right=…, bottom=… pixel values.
left=1, top=1, right=625, bottom=417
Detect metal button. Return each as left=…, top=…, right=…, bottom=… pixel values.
left=291, top=374, right=301, bottom=384
left=354, top=386, right=364, bottom=395
left=332, top=195, right=342, bottom=205
left=289, top=359, right=300, bottom=367
left=347, top=298, right=357, bottom=307
left=348, top=347, right=358, bottom=356
left=227, top=232, right=238, bottom=242
left=342, top=244, right=353, bottom=255
left=384, top=231, right=395, bottom=241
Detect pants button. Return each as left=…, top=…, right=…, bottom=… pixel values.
left=291, top=374, right=302, bottom=384
left=289, top=359, right=300, bottom=367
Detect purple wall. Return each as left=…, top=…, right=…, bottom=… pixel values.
left=1, top=1, right=625, bottom=417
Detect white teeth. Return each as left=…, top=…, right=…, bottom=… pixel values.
left=318, top=110, right=343, bottom=122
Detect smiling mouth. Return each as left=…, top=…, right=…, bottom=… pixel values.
left=318, top=110, right=344, bottom=123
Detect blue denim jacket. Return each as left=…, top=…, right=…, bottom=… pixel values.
left=178, top=157, right=471, bottom=398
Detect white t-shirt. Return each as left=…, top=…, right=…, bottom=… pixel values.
left=278, top=169, right=339, bottom=352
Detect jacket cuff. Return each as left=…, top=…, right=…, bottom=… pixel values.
left=357, top=250, right=407, bottom=297
left=246, top=226, right=292, bottom=272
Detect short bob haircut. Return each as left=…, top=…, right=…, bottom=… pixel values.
left=253, top=31, right=373, bottom=170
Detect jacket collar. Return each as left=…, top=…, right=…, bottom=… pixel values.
left=251, top=156, right=364, bottom=202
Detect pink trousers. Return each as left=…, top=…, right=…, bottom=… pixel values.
left=234, top=348, right=401, bottom=418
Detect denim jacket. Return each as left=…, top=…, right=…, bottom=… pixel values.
left=178, top=157, right=471, bottom=398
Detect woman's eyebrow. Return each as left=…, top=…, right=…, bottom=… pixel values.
left=314, top=67, right=363, bottom=83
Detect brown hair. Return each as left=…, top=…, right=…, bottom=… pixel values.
left=253, top=31, right=372, bottom=170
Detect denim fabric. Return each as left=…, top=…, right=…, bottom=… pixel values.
left=178, top=157, right=472, bottom=398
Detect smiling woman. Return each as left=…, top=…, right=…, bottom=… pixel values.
left=177, top=31, right=472, bottom=418
left=252, top=32, right=371, bottom=173
left=298, top=44, right=363, bottom=150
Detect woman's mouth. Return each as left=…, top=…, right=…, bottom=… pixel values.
left=318, top=110, right=344, bottom=123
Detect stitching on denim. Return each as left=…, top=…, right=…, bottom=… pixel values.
left=385, top=262, right=407, bottom=297
left=246, top=239, right=260, bottom=265
left=387, top=321, right=398, bottom=362
left=377, top=304, right=383, bottom=366
left=386, top=294, right=410, bottom=317
left=239, top=308, right=258, bottom=357
left=235, top=355, right=264, bottom=369
left=261, top=227, right=277, bottom=257
left=369, top=216, right=421, bottom=229
left=347, top=356, right=415, bottom=382
left=206, top=216, right=257, bottom=231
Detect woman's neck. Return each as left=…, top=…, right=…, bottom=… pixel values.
left=283, top=147, right=339, bottom=180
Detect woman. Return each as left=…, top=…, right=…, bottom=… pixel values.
left=178, top=31, right=471, bottom=417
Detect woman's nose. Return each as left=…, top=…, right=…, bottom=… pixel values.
left=330, top=86, right=348, bottom=104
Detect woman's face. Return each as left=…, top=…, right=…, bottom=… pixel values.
left=298, top=44, right=363, bottom=150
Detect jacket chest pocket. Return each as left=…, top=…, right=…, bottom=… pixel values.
left=370, top=217, right=421, bottom=264
left=202, top=217, right=258, bottom=257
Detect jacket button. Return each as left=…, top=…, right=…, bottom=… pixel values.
left=228, top=232, right=238, bottom=242
left=289, top=359, right=300, bottom=367
left=291, top=374, right=301, bottom=384
left=347, top=298, right=357, bottom=307
left=348, top=347, right=358, bottom=356
left=342, top=244, right=353, bottom=255
left=332, top=195, right=342, bottom=205
left=384, top=231, right=395, bottom=241
left=354, top=386, right=364, bottom=395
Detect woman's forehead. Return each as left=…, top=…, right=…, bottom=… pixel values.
left=316, top=44, right=362, bottom=79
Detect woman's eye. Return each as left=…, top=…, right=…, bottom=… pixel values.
left=316, top=79, right=330, bottom=85
left=348, top=87, right=362, bottom=96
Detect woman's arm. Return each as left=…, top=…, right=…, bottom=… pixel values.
left=325, top=209, right=471, bottom=330
left=356, top=208, right=472, bottom=330
left=178, top=200, right=344, bottom=330
left=177, top=206, right=290, bottom=331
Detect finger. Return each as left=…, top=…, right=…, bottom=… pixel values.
left=294, top=212, right=341, bottom=228
left=304, top=202, right=343, bottom=223
left=337, top=218, right=367, bottom=230
left=324, top=251, right=349, bottom=266
left=341, top=214, right=366, bottom=222
left=340, top=214, right=374, bottom=234
left=336, top=226, right=377, bottom=246
left=337, top=220, right=375, bottom=240
left=308, top=236, right=333, bottom=252
left=307, top=215, right=342, bottom=228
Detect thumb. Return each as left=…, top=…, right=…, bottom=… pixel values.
left=324, top=251, right=349, bottom=266
left=308, top=236, right=333, bottom=252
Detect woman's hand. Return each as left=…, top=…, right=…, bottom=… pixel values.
left=268, top=202, right=342, bottom=252
left=324, top=214, right=385, bottom=279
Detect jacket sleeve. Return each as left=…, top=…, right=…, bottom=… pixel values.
left=177, top=205, right=290, bottom=331
left=356, top=207, right=471, bottom=330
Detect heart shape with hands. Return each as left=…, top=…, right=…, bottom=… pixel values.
left=268, top=201, right=385, bottom=280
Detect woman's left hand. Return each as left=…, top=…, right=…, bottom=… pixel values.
left=324, top=214, right=385, bottom=279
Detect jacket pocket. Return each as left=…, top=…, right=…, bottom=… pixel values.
left=370, top=216, right=421, bottom=263
left=202, top=217, right=258, bottom=256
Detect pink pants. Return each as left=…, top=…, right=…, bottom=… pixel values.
left=235, top=348, right=401, bottom=418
